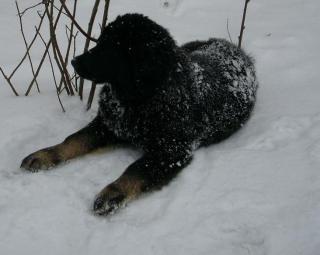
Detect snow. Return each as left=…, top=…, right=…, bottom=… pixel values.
left=1, top=0, right=320, bottom=254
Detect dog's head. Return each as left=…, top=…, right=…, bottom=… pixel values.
left=72, top=13, right=177, bottom=103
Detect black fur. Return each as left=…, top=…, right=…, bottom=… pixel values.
left=73, top=13, right=258, bottom=213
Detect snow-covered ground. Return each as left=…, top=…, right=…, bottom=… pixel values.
left=1, top=0, right=320, bottom=254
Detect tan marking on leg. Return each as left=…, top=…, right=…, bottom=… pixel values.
left=56, top=137, right=93, bottom=161
left=114, top=175, right=144, bottom=200
left=93, top=175, right=144, bottom=215
left=21, top=135, right=100, bottom=171
left=98, top=175, right=144, bottom=201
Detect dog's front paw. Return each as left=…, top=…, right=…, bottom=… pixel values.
left=20, top=147, right=61, bottom=172
left=93, top=185, right=127, bottom=216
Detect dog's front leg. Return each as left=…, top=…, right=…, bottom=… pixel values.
left=21, top=116, right=118, bottom=172
left=93, top=150, right=193, bottom=215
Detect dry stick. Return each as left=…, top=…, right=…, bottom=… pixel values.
left=72, top=31, right=79, bottom=91
left=86, top=83, right=97, bottom=110
left=0, top=67, right=19, bottom=96
left=101, top=0, right=111, bottom=30
left=25, top=2, right=69, bottom=96
left=37, top=30, right=58, bottom=88
left=25, top=40, right=51, bottom=96
left=61, top=25, right=79, bottom=93
left=58, top=0, right=98, bottom=43
left=46, top=1, right=74, bottom=95
left=79, top=0, right=101, bottom=100
left=227, top=19, right=233, bottom=43
left=238, top=0, right=250, bottom=48
left=52, top=3, right=68, bottom=16
left=72, top=31, right=79, bottom=60
left=63, top=26, right=77, bottom=92
left=0, top=7, right=45, bottom=96
left=38, top=29, right=65, bottom=112
left=57, top=0, right=77, bottom=93
left=25, top=4, right=65, bottom=96
left=65, top=26, right=79, bottom=61
left=68, top=73, right=78, bottom=92
left=9, top=11, right=45, bottom=80
left=50, top=0, right=74, bottom=95
left=16, top=1, right=40, bottom=93
left=64, top=27, right=79, bottom=93
left=87, top=0, right=111, bottom=110
left=45, top=2, right=70, bottom=95
left=19, top=1, right=43, bottom=16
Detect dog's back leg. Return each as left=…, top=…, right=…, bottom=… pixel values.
left=21, top=116, right=119, bottom=172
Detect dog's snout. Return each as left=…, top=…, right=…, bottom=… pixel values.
left=71, top=57, right=85, bottom=76
left=71, top=56, right=94, bottom=81
left=71, top=58, right=78, bottom=68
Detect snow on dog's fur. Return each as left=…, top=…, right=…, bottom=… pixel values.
left=21, top=13, right=258, bottom=215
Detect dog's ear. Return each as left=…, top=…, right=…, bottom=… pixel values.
left=128, top=31, right=177, bottom=92
left=105, top=14, right=178, bottom=102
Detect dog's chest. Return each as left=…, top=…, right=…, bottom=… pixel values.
left=98, top=84, right=142, bottom=141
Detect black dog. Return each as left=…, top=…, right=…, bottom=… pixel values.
left=21, top=14, right=258, bottom=215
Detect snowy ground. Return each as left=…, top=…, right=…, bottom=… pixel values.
left=1, top=0, right=320, bottom=254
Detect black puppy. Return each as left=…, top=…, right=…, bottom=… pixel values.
left=21, top=14, right=258, bottom=215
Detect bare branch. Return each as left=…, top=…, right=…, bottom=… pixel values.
left=37, top=28, right=65, bottom=112
left=58, top=0, right=98, bottom=43
left=86, top=83, right=97, bottom=110
left=86, top=0, right=111, bottom=109
left=45, top=1, right=74, bottom=95
left=227, top=18, right=233, bottom=43
left=238, top=0, right=250, bottom=48
left=9, top=10, right=45, bottom=80
left=25, top=1, right=65, bottom=96
left=16, top=1, right=40, bottom=93
left=0, top=67, right=19, bottom=96
left=101, top=0, right=111, bottom=31
left=79, top=0, right=101, bottom=100
left=58, top=0, right=77, bottom=93
left=18, top=1, right=42, bottom=17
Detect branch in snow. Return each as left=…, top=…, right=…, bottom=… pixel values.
left=238, top=0, right=250, bottom=48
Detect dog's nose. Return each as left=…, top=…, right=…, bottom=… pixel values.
left=71, top=57, right=82, bottom=74
left=71, top=58, right=78, bottom=68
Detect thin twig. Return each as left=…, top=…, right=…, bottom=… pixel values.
left=227, top=18, right=233, bottom=43
left=72, top=31, right=79, bottom=60
left=58, top=0, right=77, bottom=93
left=86, top=0, right=111, bottom=110
left=38, top=29, right=65, bottom=112
left=0, top=4, right=45, bottom=97
left=16, top=1, right=40, bottom=93
left=58, top=0, right=98, bottom=43
left=101, top=0, right=110, bottom=30
left=87, top=82, right=96, bottom=110
left=46, top=1, right=74, bottom=95
left=25, top=3, right=65, bottom=96
left=19, top=1, right=42, bottom=16
left=8, top=11, right=45, bottom=80
left=0, top=67, right=19, bottom=96
left=79, top=0, right=101, bottom=100
left=238, top=0, right=250, bottom=48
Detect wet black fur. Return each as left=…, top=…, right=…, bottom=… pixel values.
left=72, top=13, right=258, bottom=193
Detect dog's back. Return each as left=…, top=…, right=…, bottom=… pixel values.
left=181, top=38, right=258, bottom=145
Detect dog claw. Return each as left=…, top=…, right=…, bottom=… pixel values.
left=20, top=148, right=60, bottom=172
left=93, top=192, right=126, bottom=216
left=21, top=155, right=40, bottom=172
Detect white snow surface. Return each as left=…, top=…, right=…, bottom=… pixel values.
left=1, top=0, right=320, bottom=254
